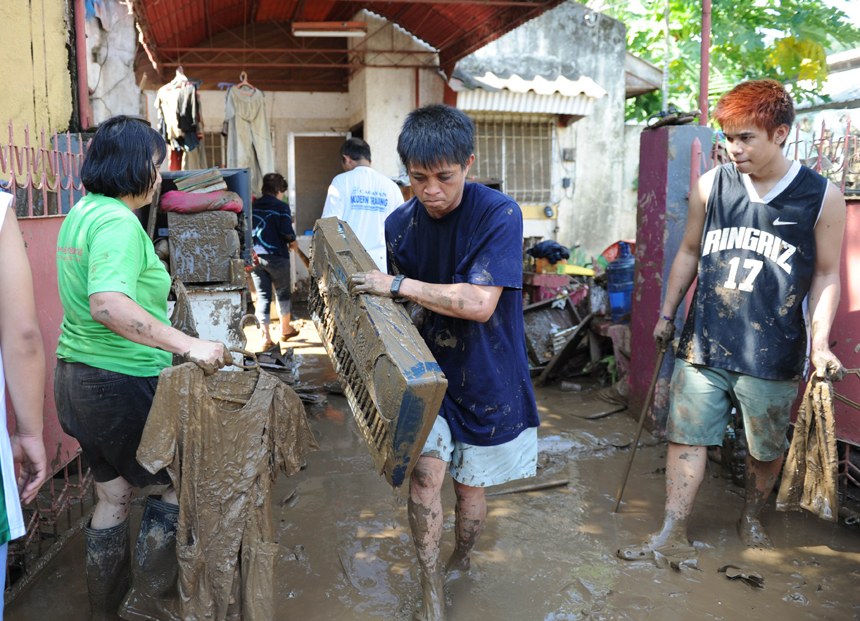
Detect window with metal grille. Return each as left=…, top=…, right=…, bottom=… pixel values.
left=469, top=114, right=554, bottom=204
left=203, top=132, right=227, bottom=168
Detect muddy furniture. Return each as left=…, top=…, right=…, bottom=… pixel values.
left=309, top=217, right=448, bottom=487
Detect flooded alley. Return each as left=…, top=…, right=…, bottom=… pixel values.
left=7, top=319, right=860, bottom=621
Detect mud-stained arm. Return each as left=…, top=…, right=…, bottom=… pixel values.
left=348, top=270, right=503, bottom=323
left=653, top=169, right=713, bottom=344
left=89, top=292, right=229, bottom=372
left=0, top=206, right=47, bottom=504
left=809, top=183, right=846, bottom=380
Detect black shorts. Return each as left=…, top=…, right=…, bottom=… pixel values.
left=54, top=360, right=170, bottom=488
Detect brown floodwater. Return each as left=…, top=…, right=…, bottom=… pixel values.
left=7, top=319, right=860, bottom=620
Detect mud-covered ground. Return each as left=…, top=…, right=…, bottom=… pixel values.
left=7, top=319, right=860, bottom=620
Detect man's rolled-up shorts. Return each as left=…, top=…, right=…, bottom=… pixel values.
left=667, top=358, right=799, bottom=462
left=420, top=415, right=538, bottom=487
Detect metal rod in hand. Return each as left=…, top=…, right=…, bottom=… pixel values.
left=613, top=342, right=668, bottom=513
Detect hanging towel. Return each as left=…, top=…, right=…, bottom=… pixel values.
left=775, top=377, right=839, bottom=522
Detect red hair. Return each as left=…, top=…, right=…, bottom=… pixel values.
left=712, top=79, right=795, bottom=138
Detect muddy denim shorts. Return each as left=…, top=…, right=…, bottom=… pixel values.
left=421, top=415, right=538, bottom=488
left=667, top=359, right=799, bottom=462
left=55, top=360, right=171, bottom=488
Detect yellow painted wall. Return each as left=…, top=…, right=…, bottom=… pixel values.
left=0, top=0, right=74, bottom=136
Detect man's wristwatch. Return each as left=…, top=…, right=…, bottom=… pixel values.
left=390, top=275, right=405, bottom=296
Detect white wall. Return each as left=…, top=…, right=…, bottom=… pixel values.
left=459, top=1, right=632, bottom=258
left=349, top=10, right=445, bottom=178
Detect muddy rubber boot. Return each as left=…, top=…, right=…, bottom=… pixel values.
left=85, top=517, right=131, bottom=621
left=119, top=496, right=181, bottom=621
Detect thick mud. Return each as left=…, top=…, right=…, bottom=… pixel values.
left=7, top=318, right=860, bottom=620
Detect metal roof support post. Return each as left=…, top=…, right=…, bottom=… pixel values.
left=698, top=0, right=711, bottom=125
left=73, top=0, right=91, bottom=129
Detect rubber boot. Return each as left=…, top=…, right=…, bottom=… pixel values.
left=119, top=496, right=181, bottom=621
left=85, top=517, right=131, bottom=621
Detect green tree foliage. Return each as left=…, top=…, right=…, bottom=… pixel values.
left=606, top=0, right=860, bottom=122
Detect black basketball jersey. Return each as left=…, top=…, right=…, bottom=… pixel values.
left=677, top=161, right=828, bottom=381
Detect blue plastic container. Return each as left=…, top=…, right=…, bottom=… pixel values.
left=606, top=241, right=635, bottom=323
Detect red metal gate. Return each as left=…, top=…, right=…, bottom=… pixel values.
left=0, top=122, right=94, bottom=600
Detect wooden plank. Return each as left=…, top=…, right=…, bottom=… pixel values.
left=535, top=313, right=593, bottom=387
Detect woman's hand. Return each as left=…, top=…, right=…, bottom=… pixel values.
left=184, top=340, right=232, bottom=376
left=11, top=433, right=46, bottom=504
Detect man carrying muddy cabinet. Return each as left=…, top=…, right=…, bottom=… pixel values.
left=349, top=104, right=540, bottom=621
left=618, top=80, right=846, bottom=562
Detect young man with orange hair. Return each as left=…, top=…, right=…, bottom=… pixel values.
left=619, top=80, right=846, bottom=560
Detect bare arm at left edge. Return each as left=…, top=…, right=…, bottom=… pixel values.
left=0, top=208, right=47, bottom=503
left=809, top=183, right=847, bottom=379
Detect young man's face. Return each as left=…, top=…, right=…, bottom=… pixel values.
left=408, top=154, right=475, bottom=219
left=722, top=123, right=790, bottom=176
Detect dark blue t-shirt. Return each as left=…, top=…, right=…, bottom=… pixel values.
left=385, top=182, right=540, bottom=446
left=252, top=194, right=296, bottom=258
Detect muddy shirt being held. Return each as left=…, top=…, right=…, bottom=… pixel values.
left=386, top=182, right=540, bottom=446
left=678, top=161, right=828, bottom=381
left=137, top=363, right=318, bottom=621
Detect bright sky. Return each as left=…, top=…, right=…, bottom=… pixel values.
left=823, top=0, right=860, bottom=24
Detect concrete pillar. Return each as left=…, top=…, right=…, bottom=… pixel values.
left=629, top=124, right=713, bottom=433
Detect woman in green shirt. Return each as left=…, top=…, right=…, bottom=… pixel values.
left=54, top=116, right=230, bottom=620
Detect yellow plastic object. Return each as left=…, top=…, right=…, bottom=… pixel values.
left=564, top=264, right=595, bottom=277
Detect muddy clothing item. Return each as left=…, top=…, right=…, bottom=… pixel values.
left=137, top=364, right=318, bottom=621
left=55, top=360, right=171, bottom=487
left=422, top=415, right=538, bottom=487
left=225, top=86, right=274, bottom=196
left=386, top=182, right=540, bottom=447
left=678, top=161, right=828, bottom=381
left=322, top=166, right=404, bottom=272
left=667, top=359, right=798, bottom=462
left=252, top=194, right=295, bottom=258
left=250, top=255, right=292, bottom=322
left=0, top=192, right=25, bottom=545
left=776, top=378, right=838, bottom=522
left=57, top=193, right=172, bottom=377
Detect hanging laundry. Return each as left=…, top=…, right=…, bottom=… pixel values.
left=224, top=83, right=274, bottom=196
left=155, top=70, right=207, bottom=171
left=136, top=363, right=318, bottom=620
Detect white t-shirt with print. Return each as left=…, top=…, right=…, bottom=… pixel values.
left=321, top=166, right=404, bottom=272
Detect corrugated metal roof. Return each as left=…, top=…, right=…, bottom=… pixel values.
left=136, top=0, right=565, bottom=91
left=465, top=71, right=607, bottom=99
left=457, top=88, right=599, bottom=116
left=798, top=66, right=860, bottom=110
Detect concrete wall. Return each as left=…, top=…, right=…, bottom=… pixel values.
left=349, top=10, right=445, bottom=178
left=458, top=1, right=630, bottom=258
left=87, top=0, right=143, bottom=122
left=0, top=0, right=74, bottom=134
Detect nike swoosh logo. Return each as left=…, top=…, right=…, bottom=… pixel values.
left=773, top=217, right=797, bottom=226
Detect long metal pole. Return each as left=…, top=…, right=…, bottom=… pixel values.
left=698, top=0, right=712, bottom=125
left=661, top=0, right=670, bottom=112
left=613, top=343, right=668, bottom=512
left=73, top=0, right=91, bottom=129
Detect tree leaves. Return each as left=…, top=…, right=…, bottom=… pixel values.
left=607, top=0, right=860, bottom=122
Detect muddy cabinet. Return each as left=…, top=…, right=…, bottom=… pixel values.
left=155, top=169, right=253, bottom=350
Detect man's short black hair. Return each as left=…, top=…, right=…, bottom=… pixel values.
left=81, top=115, right=166, bottom=198
left=340, top=138, right=371, bottom=162
left=397, top=104, right=474, bottom=171
left=261, top=172, right=288, bottom=195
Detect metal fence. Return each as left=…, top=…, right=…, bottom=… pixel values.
left=0, top=121, right=95, bottom=602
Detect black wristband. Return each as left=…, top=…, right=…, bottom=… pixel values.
left=390, top=275, right=405, bottom=296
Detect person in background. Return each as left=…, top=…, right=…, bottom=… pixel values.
left=322, top=138, right=404, bottom=272
left=251, top=172, right=299, bottom=348
left=0, top=190, right=48, bottom=620
left=54, top=116, right=230, bottom=620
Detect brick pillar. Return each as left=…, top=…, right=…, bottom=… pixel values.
left=629, top=125, right=713, bottom=433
